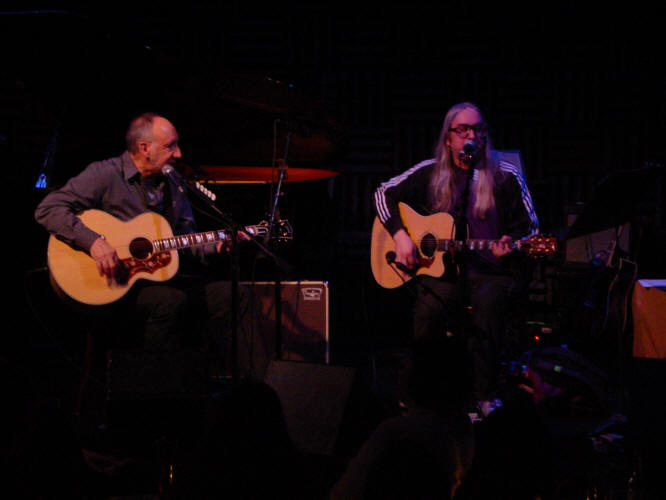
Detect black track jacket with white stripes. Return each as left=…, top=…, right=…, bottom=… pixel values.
left=373, top=158, right=539, bottom=243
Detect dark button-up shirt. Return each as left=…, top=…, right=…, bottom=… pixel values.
left=34, top=151, right=204, bottom=256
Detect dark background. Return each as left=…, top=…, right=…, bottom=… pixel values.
left=3, top=2, right=665, bottom=370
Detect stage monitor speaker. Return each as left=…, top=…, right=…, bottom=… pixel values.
left=264, top=360, right=355, bottom=457
left=243, top=281, right=329, bottom=365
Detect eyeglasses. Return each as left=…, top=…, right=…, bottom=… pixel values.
left=448, top=123, right=488, bottom=138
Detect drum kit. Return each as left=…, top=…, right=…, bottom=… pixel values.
left=158, top=70, right=343, bottom=242
left=163, top=73, right=345, bottom=375
left=177, top=72, right=343, bottom=186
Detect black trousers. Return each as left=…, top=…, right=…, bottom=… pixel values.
left=413, top=269, right=526, bottom=397
left=98, top=278, right=260, bottom=398
left=131, top=279, right=247, bottom=353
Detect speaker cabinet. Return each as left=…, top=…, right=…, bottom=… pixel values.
left=243, top=281, right=330, bottom=365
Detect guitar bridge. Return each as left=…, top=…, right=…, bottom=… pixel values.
left=120, top=251, right=173, bottom=281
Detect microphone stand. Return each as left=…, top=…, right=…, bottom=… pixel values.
left=167, top=169, right=292, bottom=384
left=267, top=161, right=289, bottom=361
left=265, top=125, right=293, bottom=362
left=456, top=152, right=478, bottom=293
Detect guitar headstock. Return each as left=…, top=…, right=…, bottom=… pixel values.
left=521, top=234, right=558, bottom=257
left=252, top=220, right=294, bottom=242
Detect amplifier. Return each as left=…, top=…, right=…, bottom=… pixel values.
left=242, top=281, right=330, bottom=367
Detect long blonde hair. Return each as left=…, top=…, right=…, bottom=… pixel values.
left=429, top=102, right=497, bottom=219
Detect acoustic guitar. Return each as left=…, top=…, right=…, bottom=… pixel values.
left=371, top=202, right=557, bottom=288
left=47, top=209, right=292, bottom=305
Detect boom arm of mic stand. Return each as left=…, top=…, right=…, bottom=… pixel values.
left=181, top=175, right=291, bottom=271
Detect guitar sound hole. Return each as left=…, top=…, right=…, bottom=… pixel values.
left=420, top=233, right=437, bottom=258
left=129, top=238, right=154, bottom=260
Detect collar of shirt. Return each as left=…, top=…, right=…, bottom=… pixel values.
left=120, top=150, right=142, bottom=182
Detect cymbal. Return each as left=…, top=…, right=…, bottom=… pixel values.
left=199, top=166, right=339, bottom=184
left=166, top=71, right=346, bottom=168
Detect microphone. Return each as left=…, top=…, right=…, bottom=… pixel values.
left=162, top=164, right=185, bottom=193
left=163, top=164, right=218, bottom=202
left=459, top=140, right=480, bottom=166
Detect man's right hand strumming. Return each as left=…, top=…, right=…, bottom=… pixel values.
left=89, top=236, right=120, bottom=282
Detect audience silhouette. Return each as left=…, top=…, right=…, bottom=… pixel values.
left=330, top=334, right=475, bottom=499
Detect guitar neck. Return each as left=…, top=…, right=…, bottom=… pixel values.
left=437, top=238, right=522, bottom=252
left=152, top=226, right=264, bottom=252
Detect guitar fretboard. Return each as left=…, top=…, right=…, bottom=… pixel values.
left=152, top=227, right=263, bottom=252
left=436, top=239, right=521, bottom=252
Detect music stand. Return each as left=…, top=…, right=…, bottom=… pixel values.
left=566, top=166, right=663, bottom=242
left=565, top=165, right=663, bottom=409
